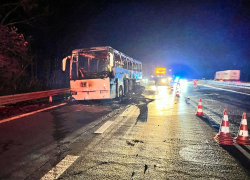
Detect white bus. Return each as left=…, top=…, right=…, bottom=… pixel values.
left=62, top=46, right=142, bottom=100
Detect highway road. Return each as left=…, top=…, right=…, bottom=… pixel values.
left=0, top=81, right=250, bottom=179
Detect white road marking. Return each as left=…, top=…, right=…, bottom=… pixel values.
left=94, top=121, right=113, bottom=133
left=0, top=103, right=66, bottom=124
left=120, top=105, right=133, bottom=117
left=200, top=84, right=250, bottom=96
left=234, top=144, right=250, bottom=160
left=41, top=155, right=79, bottom=180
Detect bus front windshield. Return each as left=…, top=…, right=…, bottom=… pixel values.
left=77, top=55, right=110, bottom=79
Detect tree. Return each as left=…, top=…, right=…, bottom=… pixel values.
left=0, top=0, right=48, bottom=95
left=0, top=25, right=31, bottom=94
left=0, top=0, right=47, bottom=26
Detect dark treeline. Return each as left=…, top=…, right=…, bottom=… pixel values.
left=0, top=0, right=110, bottom=95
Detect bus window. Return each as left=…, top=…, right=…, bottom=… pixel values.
left=72, top=56, right=78, bottom=79
left=122, top=61, right=127, bottom=69
left=133, top=63, right=137, bottom=71
left=78, top=56, right=89, bottom=71
left=98, top=60, right=109, bottom=72
left=128, top=62, right=132, bottom=70
left=90, top=58, right=98, bottom=72
left=115, top=59, right=122, bottom=68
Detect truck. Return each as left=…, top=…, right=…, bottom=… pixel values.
left=214, top=70, right=240, bottom=81
left=154, top=68, right=168, bottom=85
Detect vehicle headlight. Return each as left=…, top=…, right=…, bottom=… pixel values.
left=161, top=79, right=166, bottom=83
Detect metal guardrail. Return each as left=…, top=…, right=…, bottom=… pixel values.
left=0, top=88, right=70, bottom=106
left=201, top=80, right=250, bottom=89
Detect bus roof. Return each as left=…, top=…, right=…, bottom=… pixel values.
left=72, top=46, right=142, bottom=64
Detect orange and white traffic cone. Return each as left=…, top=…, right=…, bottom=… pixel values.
left=214, top=109, right=234, bottom=145
left=176, top=90, right=179, bottom=97
left=49, top=95, right=52, bottom=103
left=193, top=79, right=197, bottom=88
left=196, top=99, right=204, bottom=116
left=234, top=113, right=250, bottom=145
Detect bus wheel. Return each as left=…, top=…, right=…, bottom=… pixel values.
left=129, top=80, right=133, bottom=92
left=124, top=79, right=128, bottom=94
left=118, top=86, right=123, bottom=101
left=119, top=86, right=123, bottom=96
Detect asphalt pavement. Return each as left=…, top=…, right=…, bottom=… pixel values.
left=0, top=82, right=250, bottom=179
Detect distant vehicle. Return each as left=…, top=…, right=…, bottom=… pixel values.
left=156, top=68, right=166, bottom=75
left=62, top=46, right=142, bottom=100
left=142, top=77, right=149, bottom=84
left=154, top=68, right=170, bottom=85
left=214, top=70, right=240, bottom=81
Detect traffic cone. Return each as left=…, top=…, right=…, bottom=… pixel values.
left=196, top=99, right=204, bottom=116
left=234, top=113, right=250, bottom=145
left=49, top=95, right=52, bottom=103
left=171, top=85, right=173, bottom=91
left=194, top=79, right=197, bottom=88
left=176, top=90, right=179, bottom=97
left=214, top=109, right=234, bottom=145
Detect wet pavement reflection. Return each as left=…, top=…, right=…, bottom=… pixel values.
left=59, top=82, right=250, bottom=179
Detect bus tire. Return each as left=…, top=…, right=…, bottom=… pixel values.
left=115, top=78, right=119, bottom=97
left=129, top=79, right=133, bottom=92
left=117, top=85, right=123, bottom=102
left=132, top=80, right=135, bottom=91
left=119, top=85, right=123, bottom=97
left=124, top=79, right=128, bottom=94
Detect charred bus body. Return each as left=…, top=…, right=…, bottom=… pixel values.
left=62, top=46, right=142, bottom=100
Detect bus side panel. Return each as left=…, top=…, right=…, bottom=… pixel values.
left=130, top=70, right=142, bottom=80
left=115, top=68, right=142, bottom=80
left=114, top=67, right=143, bottom=91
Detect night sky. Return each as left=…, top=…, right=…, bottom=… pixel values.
left=64, top=0, right=250, bottom=79
left=4, top=0, right=250, bottom=80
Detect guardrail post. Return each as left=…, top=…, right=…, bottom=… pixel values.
left=49, top=95, right=52, bottom=103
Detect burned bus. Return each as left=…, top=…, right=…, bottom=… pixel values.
left=62, top=46, right=142, bottom=100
